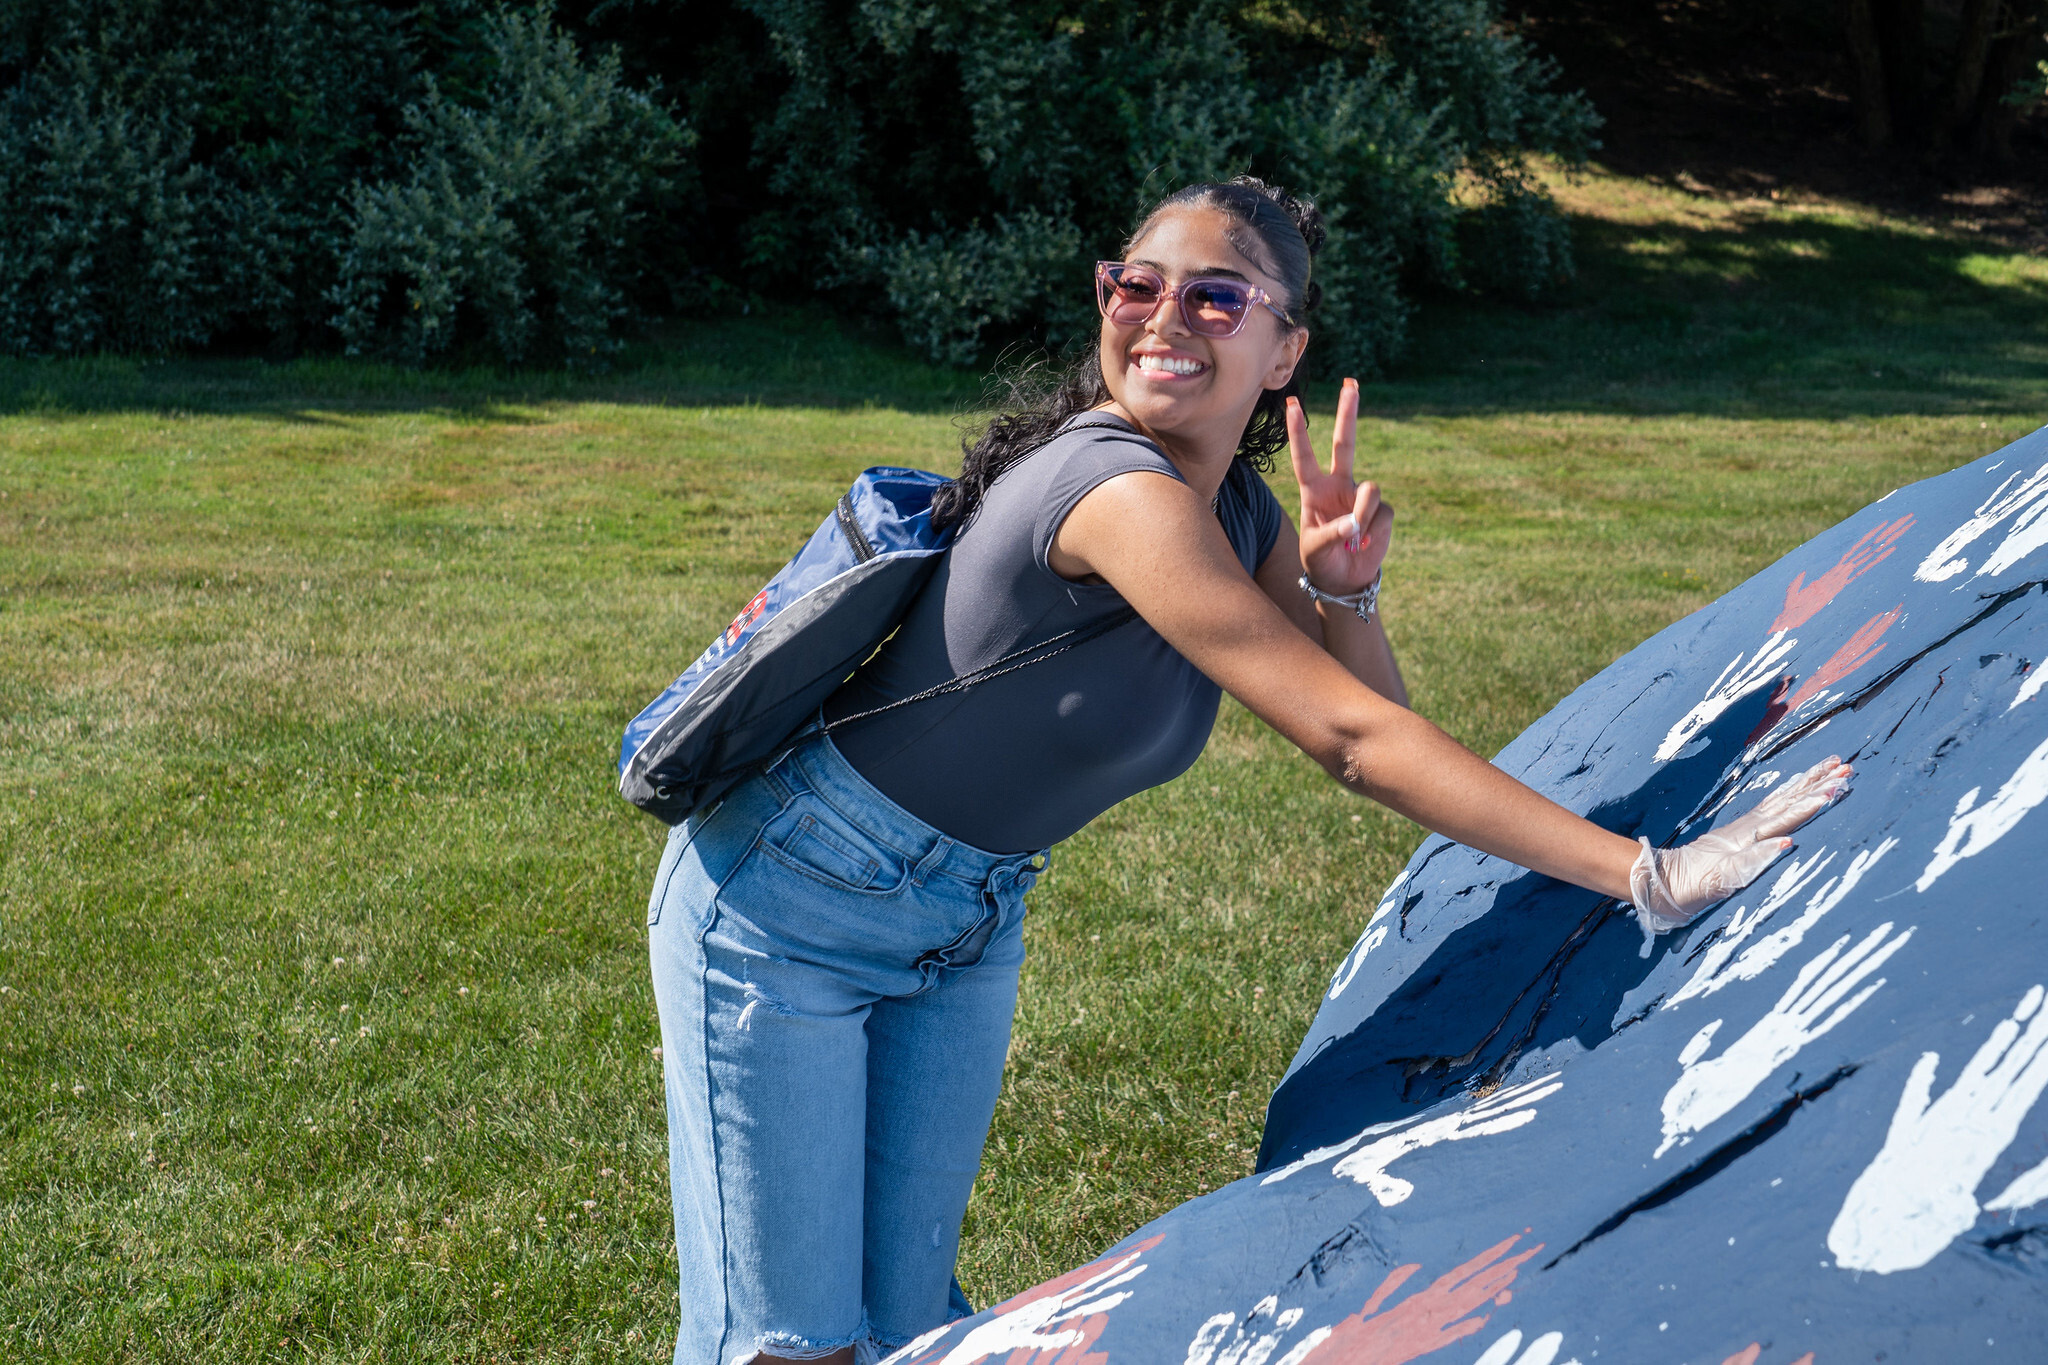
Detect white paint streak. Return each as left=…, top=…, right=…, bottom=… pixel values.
left=1667, top=841, right=1897, bottom=1008
left=1916, top=734, right=2048, bottom=891
left=1984, top=1154, right=2048, bottom=1214
left=1829, top=984, right=2048, bottom=1273
left=1330, top=1078, right=1562, bottom=1205
left=1981, top=498, right=2048, bottom=577
left=1254, top=1115, right=1411, bottom=1186
left=927, top=1252, right=1148, bottom=1365
left=1260, top=1076, right=1563, bottom=1205
left=1270, top=1329, right=1333, bottom=1365
left=1704, top=769, right=1782, bottom=821
left=1658, top=922, right=1912, bottom=1157
left=1656, top=632, right=1798, bottom=762
left=1473, top=1330, right=1566, bottom=1365
left=1328, top=874, right=1405, bottom=1000
left=886, top=1326, right=952, bottom=1363
left=1473, top=1332, right=1524, bottom=1365
left=2013, top=667, right=2047, bottom=711
left=1915, top=459, right=2048, bottom=582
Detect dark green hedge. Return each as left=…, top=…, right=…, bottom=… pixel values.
left=0, top=1, right=1598, bottom=371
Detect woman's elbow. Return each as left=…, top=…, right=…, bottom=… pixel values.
left=1307, top=698, right=1405, bottom=796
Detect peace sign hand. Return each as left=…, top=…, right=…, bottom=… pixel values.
left=1288, top=378, right=1393, bottom=597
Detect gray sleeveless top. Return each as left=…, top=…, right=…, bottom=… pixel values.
left=824, top=415, right=1285, bottom=853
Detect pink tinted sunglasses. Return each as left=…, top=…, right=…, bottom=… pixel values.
left=1095, top=260, right=1295, bottom=338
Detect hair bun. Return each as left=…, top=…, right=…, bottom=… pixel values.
left=1300, top=279, right=1324, bottom=315
left=1226, top=174, right=1325, bottom=258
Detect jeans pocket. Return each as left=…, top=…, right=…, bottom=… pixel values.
left=756, top=800, right=901, bottom=895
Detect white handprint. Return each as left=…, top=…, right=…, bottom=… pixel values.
left=1915, top=733, right=2048, bottom=891
left=1257, top=1076, right=1563, bottom=1207
left=1667, top=840, right=1896, bottom=1008
left=1915, top=458, right=2048, bottom=582
left=904, top=1242, right=1152, bottom=1365
left=1656, top=632, right=1801, bottom=762
left=1184, top=1298, right=1308, bottom=1365
left=1658, top=922, right=1912, bottom=1157
left=1828, top=984, right=2048, bottom=1273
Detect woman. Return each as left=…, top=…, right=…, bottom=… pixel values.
left=647, top=178, right=1848, bottom=1365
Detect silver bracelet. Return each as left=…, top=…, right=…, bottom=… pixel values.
left=1298, top=571, right=1381, bottom=622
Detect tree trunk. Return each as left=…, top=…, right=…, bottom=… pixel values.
left=1874, top=0, right=1928, bottom=136
left=1933, top=0, right=2003, bottom=153
left=1841, top=0, right=1894, bottom=145
left=1972, top=0, right=2048, bottom=165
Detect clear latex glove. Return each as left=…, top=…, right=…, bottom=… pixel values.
left=1629, top=756, right=1854, bottom=948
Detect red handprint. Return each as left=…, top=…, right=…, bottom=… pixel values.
left=1307, top=1233, right=1542, bottom=1365
left=1771, top=515, right=1914, bottom=633
left=1777, top=517, right=1916, bottom=634
left=1783, top=605, right=1902, bottom=711
left=1748, top=606, right=1903, bottom=742
left=1720, top=1346, right=1815, bottom=1365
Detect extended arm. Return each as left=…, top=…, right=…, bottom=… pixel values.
left=1060, top=469, right=1641, bottom=901
left=1062, top=468, right=1850, bottom=923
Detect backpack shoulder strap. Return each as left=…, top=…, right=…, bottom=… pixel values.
left=818, top=606, right=1139, bottom=737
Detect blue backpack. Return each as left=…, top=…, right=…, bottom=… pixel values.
left=617, top=465, right=1135, bottom=824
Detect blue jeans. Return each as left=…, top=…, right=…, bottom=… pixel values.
left=648, top=731, right=1044, bottom=1365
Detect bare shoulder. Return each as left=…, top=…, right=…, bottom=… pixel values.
left=1049, top=468, right=1216, bottom=583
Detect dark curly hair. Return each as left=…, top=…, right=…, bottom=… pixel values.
left=931, top=175, right=1325, bottom=532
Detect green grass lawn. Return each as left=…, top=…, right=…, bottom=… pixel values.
left=3, top=168, right=2044, bottom=1361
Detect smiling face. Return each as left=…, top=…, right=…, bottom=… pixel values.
left=1098, top=205, right=1308, bottom=463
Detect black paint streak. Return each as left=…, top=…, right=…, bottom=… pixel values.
left=1544, top=1066, right=1860, bottom=1269
left=1671, top=578, right=2047, bottom=840
left=1388, top=901, right=1612, bottom=1099
left=1565, top=673, right=1672, bottom=780
left=1289, top=1215, right=1395, bottom=1291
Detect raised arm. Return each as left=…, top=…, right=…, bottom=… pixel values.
left=1254, top=378, right=1407, bottom=706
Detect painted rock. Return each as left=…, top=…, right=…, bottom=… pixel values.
left=892, top=428, right=2048, bottom=1365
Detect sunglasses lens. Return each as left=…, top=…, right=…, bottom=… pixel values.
left=1101, top=264, right=1165, bottom=323
left=1182, top=280, right=1251, bottom=336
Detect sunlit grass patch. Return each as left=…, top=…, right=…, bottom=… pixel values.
left=3, top=172, right=2046, bottom=1358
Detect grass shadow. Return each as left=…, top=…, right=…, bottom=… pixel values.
left=1375, top=199, right=2048, bottom=420
left=0, top=306, right=984, bottom=421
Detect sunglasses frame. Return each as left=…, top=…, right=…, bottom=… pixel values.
left=1094, top=260, right=1295, bottom=338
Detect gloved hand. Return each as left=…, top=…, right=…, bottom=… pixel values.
left=1629, top=756, right=1854, bottom=944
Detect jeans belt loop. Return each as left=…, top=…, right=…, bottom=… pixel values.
left=911, top=837, right=954, bottom=887
left=1020, top=849, right=1048, bottom=891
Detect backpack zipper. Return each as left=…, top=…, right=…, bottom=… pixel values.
left=835, top=494, right=876, bottom=562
